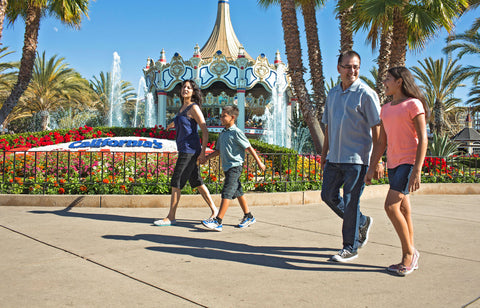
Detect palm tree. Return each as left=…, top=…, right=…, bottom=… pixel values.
left=340, top=0, right=392, bottom=104
left=89, top=71, right=136, bottom=126
left=299, top=0, right=327, bottom=120
left=0, top=0, right=91, bottom=127
left=411, top=57, right=471, bottom=136
left=0, top=0, right=7, bottom=42
left=278, top=0, right=324, bottom=152
left=336, top=0, right=354, bottom=53
left=258, top=0, right=325, bottom=152
left=343, top=0, right=469, bottom=105
left=389, top=0, right=469, bottom=68
left=466, top=84, right=480, bottom=111
left=359, top=66, right=377, bottom=90
left=0, top=46, right=18, bottom=95
left=444, top=26, right=480, bottom=84
left=20, top=51, right=94, bottom=131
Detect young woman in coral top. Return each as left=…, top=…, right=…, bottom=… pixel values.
left=365, top=67, right=429, bottom=276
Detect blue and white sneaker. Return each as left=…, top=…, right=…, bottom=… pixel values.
left=202, top=218, right=223, bottom=232
left=238, top=216, right=256, bottom=228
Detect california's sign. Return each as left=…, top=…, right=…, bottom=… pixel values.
left=28, top=137, right=178, bottom=152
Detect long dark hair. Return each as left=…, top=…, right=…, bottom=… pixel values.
left=180, top=79, right=203, bottom=108
left=388, top=66, right=430, bottom=120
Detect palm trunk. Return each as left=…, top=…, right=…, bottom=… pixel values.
left=433, top=98, right=446, bottom=136
left=389, top=7, right=408, bottom=68
left=301, top=1, right=326, bottom=124
left=0, top=3, right=41, bottom=126
left=337, top=1, right=354, bottom=53
left=280, top=0, right=324, bottom=153
left=40, top=110, right=49, bottom=131
left=376, top=26, right=393, bottom=105
left=0, top=0, right=7, bottom=42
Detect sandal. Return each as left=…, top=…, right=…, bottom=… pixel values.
left=387, top=263, right=402, bottom=272
left=396, top=250, right=419, bottom=276
left=153, top=219, right=176, bottom=226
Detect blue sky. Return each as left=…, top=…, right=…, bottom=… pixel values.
left=1, top=0, right=478, bottom=102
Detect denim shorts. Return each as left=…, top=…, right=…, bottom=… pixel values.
left=170, top=152, right=204, bottom=189
left=388, top=164, right=414, bottom=195
left=221, top=166, right=244, bottom=200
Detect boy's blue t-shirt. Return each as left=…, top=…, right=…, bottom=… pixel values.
left=216, top=124, right=251, bottom=171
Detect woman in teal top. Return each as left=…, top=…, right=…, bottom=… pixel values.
left=154, top=80, right=217, bottom=226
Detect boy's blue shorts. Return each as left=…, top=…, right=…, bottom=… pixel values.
left=221, top=166, right=244, bottom=200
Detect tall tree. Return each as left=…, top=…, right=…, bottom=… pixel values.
left=343, top=0, right=469, bottom=104
left=411, top=57, right=471, bottom=136
left=444, top=26, right=480, bottom=84
left=299, top=0, right=327, bottom=120
left=342, top=0, right=393, bottom=105
left=0, top=0, right=7, bottom=42
left=0, top=0, right=90, bottom=127
left=258, top=0, right=327, bottom=123
left=389, top=0, right=469, bottom=68
left=257, top=0, right=325, bottom=152
left=21, top=51, right=93, bottom=131
left=336, top=0, right=354, bottom=53
left=279, top=0, right=323, bottom=152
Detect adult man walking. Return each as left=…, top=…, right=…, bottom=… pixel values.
left=321, top=50, right=383, bottom=262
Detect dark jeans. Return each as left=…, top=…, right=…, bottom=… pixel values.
left=321, top=162, right=367, bottom=252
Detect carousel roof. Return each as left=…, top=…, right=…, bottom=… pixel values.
left=453, top=113, right=480, bottom=142
left=200, top=0, right=253, bottom=61
left=453, top=127, right=480, bottom=142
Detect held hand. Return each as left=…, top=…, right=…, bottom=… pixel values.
left=364, top=168, right=374, bottom=185
left=320, top=156, right=327, bottom=170
left=198, top=153, right=207, bottom=164
left=374, top=162, right=384, bottom=180
left=408, top=170, right=421, bottom=192
left=258, top=162, right=266, bottom=172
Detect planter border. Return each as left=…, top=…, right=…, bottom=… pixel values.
left=0, top=183, right=478, bottom=208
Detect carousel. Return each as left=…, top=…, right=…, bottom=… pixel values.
left=142, top=0, right=292, bottom=146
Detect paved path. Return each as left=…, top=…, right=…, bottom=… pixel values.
left=1, top=194, right=479, bottom=307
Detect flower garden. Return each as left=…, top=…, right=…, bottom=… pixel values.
left=0, top=125, right=478, bottom=195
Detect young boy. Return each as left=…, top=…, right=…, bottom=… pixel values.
left=202, top=105, right=266, bottom=231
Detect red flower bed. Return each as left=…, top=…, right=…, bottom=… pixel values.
left=423, top=157, right=454, bottom=175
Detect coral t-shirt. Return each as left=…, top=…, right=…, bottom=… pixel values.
left=381, top=98, right=425, bottom=169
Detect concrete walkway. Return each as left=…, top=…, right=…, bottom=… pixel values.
left=0, top=193, right=479, bottom=307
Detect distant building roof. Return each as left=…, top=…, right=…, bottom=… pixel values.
left=200, top=0, right=253, bottom=61
left=453, top=127, right=480, bottom=142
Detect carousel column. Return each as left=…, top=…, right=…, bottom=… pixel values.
left=286, top=98, right=292, bottom=148
left=236, top=48, right=248, bottom=132
left=157, top=90, right=167, bottom=129
left=237, top=87, right=246, bottom=131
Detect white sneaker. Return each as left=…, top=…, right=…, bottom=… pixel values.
left=202, top=218, right=222, bottom=231
left=331, top=249, right=358, bottom=262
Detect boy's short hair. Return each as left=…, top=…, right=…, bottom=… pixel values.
left=222, top=105, right=239, bottom=119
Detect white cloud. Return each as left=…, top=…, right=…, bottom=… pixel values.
left=53, top=27, right=58, bottom=32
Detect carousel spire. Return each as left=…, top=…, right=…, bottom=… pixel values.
left=159, top=49, right=167, bottom=64
left=200, top=0, right=253, bottom=61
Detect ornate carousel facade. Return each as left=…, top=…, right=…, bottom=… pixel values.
left=142, top=0, right=292, bottom=145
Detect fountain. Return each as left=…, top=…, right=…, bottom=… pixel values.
left=261, top=65, right=288, bottom=148
left=108, top=52, right=124, bottom=127
left=144, top=92, right=155, bottom=128
left=134, top=77, right=146, bottom=127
